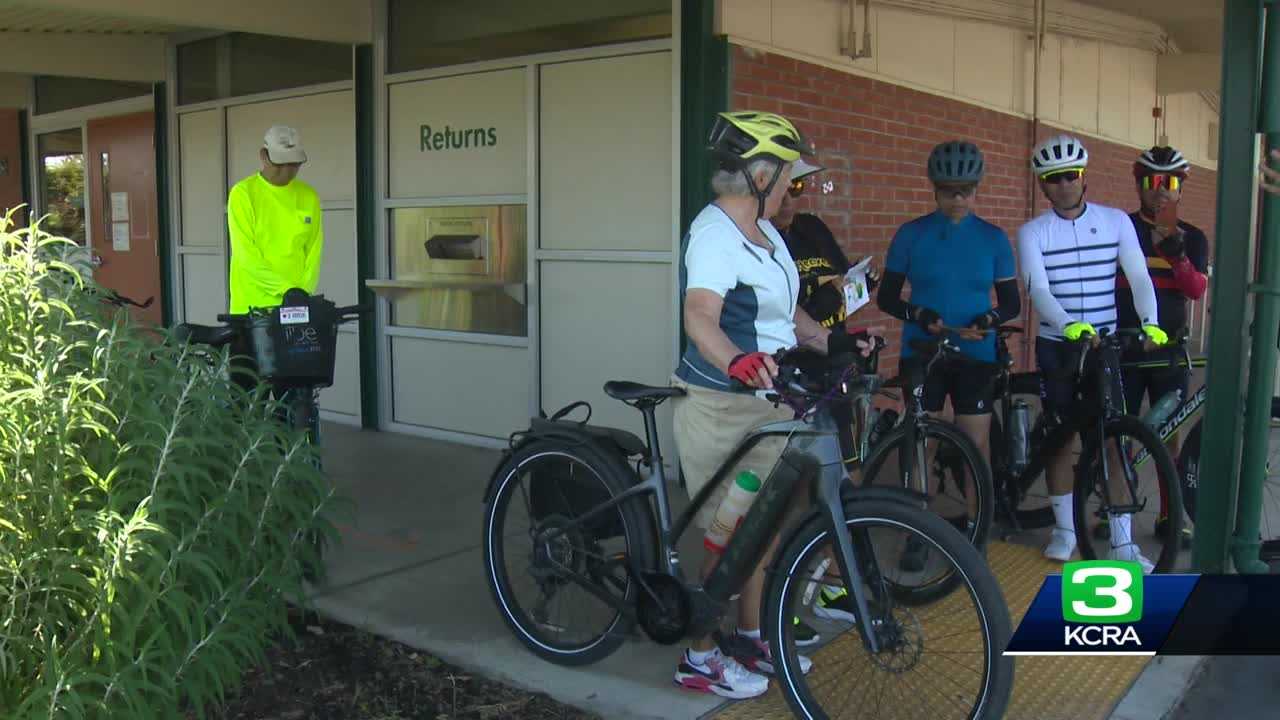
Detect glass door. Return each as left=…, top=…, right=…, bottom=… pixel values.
left=37, top=128, right=87, bottom=246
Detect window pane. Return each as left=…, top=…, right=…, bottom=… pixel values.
left=37, top=129, right=86, bottom=246
left=229, top=34, right=351, bottom=97
left=388, top=205, right=527, bottom=336
left=34, top=76, right=151, bottom=115
left=177, top=33, right=352, bottom=106
left=177, top=37, right=220, bottom=105
left=388, top=0, right=671, bottom=74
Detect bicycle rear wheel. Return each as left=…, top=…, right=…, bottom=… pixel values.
left=765, top=499, right=1014, bottom=720
left=1074, top=416, right=1182, bottom=572
left=483, top=438, right=655, bottom=666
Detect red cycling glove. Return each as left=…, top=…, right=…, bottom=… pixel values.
left=727, top=352, right=771, bottom=385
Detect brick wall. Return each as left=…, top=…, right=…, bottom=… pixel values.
left=730, top=45, right=1218, bottom=372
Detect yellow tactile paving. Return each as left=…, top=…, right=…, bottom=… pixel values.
left=712, top=542, right=1148, bottom=720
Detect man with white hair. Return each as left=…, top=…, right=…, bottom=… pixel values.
left=227, top=124, right=324, bottom=316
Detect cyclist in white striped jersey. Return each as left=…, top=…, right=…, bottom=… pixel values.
left=1017, top=134, right=1167, bottom=571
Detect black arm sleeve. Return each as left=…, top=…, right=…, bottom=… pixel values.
left=992, top=278, right=1021, bottom=324
left=876, top=270, right=914, bottom=322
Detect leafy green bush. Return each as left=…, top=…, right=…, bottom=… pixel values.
left=0, top=210, right=339, bottom=718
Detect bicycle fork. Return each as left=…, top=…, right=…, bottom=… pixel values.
left=815, top=470, right=884, bottom=653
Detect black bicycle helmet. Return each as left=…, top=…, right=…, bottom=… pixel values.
left=927, top=141, right=985, bottom=184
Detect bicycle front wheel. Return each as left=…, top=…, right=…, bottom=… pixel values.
left=1074, top=415, right=1183, bottom=572
left=765, top=499, right=1014, bottom=720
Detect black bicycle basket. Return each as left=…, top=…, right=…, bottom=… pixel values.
left=246, top=293, right=339, bottom=388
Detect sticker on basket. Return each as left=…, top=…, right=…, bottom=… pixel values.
left=279, top=306, right=310, bottom=325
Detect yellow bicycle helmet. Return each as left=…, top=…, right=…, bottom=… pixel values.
left=708, top=111, right=813, bottom=168
left=708, top=111, right=813, bottom=218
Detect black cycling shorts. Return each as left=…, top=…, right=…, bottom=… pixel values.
left=899, top=356, right=996, bottom=415
left=1121, top=347, right=1189, bottom=415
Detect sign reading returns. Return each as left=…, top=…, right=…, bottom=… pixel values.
left=420, top=124, right=498, bottom=151
left=389, top=68, right=526, bottom=197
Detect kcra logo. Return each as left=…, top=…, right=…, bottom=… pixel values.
left=1061, top=561, right=1144, bottom=647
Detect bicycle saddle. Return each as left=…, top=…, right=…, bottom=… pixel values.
left=603, top=381, right=686, bottom=403
left=174, top=323, right=237, bottom=348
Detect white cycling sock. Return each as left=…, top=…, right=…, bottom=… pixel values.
left=687, top=647, right=718, bottom=667
left=1109, top=514, right=1134, bottom=548
left=1050, top=494, right=1075, bottom=534
left=737, top=628, right=761, bottom=640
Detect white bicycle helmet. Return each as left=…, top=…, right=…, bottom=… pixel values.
left=1134, top=146, right=1190, bottom=178
left=1031, top=134, right=1089, bottom=175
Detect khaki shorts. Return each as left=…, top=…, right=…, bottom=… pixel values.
left=671, top=376, right=795, bottom=530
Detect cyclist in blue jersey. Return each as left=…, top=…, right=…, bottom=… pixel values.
left=877, top=141, right=1020, bottom=566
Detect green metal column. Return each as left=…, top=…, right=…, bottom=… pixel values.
left=1233, top=3, right=1280, bottom=574
left=355, top=44, right=380, bottom=430
left=678, top=0, right=729, bottom=358
left=153, top=82, right=175, bottom=327
left=1193, top=0, right=1265, bottom=572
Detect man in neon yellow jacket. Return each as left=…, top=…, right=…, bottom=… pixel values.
left=227, top=125, right=324, bottom=314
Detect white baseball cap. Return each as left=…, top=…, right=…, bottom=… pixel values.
left=791, top=157, right=824, bottom=181
left=263, top=125, right=307, bottom=164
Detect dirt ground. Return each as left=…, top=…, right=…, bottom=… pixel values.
left=198, top=611, right=601, bottom=720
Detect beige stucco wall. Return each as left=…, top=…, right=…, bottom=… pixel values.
left=720, top=0, right=1219, bottom=169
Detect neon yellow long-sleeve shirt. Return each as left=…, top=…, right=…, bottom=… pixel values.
left=227, top=173, right=324, bottom=313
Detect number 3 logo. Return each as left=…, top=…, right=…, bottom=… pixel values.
left=1071, top=567, right=1132, bottom=617
left=1062, top=561, right=1143, bottom=623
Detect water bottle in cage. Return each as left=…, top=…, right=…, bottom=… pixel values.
left=1007, top=400, right=1032, bottom=474
left=1142, top=388, right=1183, bottom=430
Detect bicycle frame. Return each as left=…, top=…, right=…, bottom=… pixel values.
left=530, top=386, right=889, bottom=652
left=1124, top=346, right=1208, bottom=468
left=994, top=332, right=1142, bottom=513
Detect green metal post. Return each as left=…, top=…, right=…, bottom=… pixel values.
left=1193, top=0, right=1265, bottom=572
left=679, top=0, right=729, bottom=358
left=1233, top=3, right=1280, bottom=574
left=355, top=44, right=380, bottom=430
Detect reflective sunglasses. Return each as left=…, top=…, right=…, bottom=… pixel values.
left=1141, top=174, right=1182, bottom=191
left=1039, top=168, right=1085, bottom=184
left=788, top=179, right=806, bottom=197
left=935, top=183, right=977, bottom=199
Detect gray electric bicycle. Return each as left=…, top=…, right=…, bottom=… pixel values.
left=482, top=343, right=1014, bottom=719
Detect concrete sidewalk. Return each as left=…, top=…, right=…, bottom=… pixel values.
left=306, top=422, right=720, bottom=720
left=304, top=422, right=1213, bottom=720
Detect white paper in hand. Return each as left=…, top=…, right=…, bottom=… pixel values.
left=843, top=256, right=873, bottom=316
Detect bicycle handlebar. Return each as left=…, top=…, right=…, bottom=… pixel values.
left=215, top=302, right=373, bottom=326
left=104, top=291, right=154, bottom=309
left=753, top=338, right=888, bottom=416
